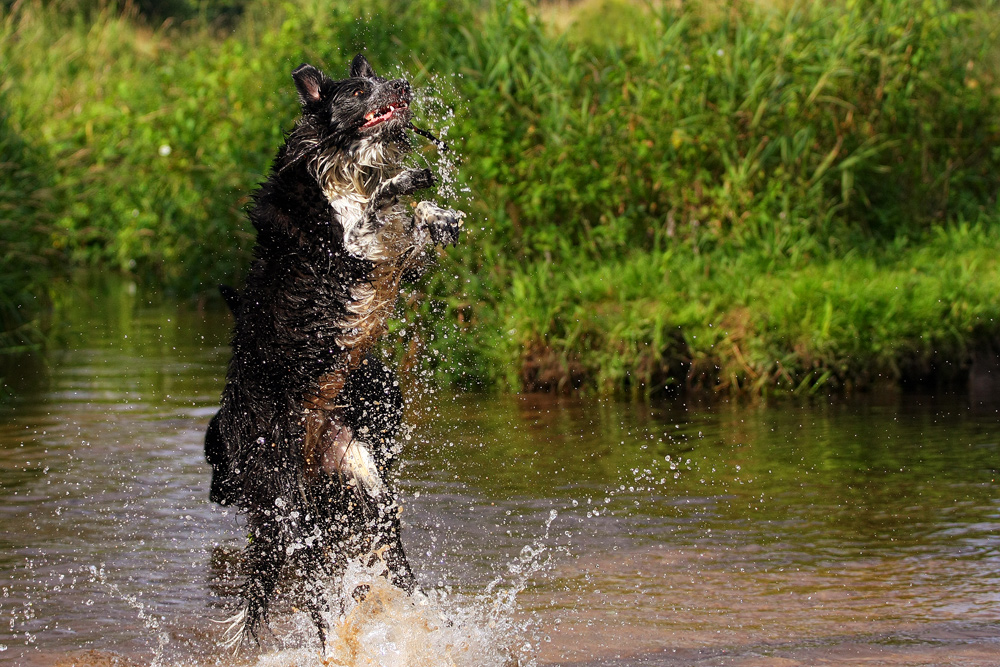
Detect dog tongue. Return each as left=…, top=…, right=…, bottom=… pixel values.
left=362, top=106, right=395, bottom=129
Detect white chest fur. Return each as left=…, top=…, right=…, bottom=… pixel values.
left=309, top=136, right=423, bottom=351
left=311, top=136, right=411, bottom=262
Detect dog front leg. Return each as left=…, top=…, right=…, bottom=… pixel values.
left=345, top=168, right=435, bottom=258
left=370, top=167, right=435, bottom=209
left=414, top=201, right=464, bottom=247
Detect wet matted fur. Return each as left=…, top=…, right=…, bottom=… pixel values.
left=204, top=54, right=462, bottom=649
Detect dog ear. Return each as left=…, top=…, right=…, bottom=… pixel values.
left=349, top=53, right=378, bottom=79
left=292, top=63, right=326, bottom=105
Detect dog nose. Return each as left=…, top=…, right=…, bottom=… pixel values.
left=390, top=79, right=411, bottom=101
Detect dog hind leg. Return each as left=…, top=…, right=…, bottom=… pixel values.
left=287, top=530, right=345, bottom=651
left=237, top=521, right=290, bottom=646
left=367, top=498, right=418, bottom=595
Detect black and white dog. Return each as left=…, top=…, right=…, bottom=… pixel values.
left=204, top=54, right=462, bottom=650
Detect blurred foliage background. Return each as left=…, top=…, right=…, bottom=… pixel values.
left=1, top=0, right=998, bottom=397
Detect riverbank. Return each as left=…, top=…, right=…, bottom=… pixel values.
left=443, top=223, right=1000, bottom=397
left=1, top=0, right=998, bottom=397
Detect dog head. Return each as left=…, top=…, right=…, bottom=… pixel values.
left=292, top=55, right=413, bottom=151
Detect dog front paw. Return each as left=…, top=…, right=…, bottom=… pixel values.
left=415, top=201, right=464, bottom=246
left=398, top=168, right=435, bottom=196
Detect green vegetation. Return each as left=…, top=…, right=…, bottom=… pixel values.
left=1, top=0, right=998, bottom=397
left=0, top=98, right=56, bottom=369
left=471, top=224, right=1000, bottom=396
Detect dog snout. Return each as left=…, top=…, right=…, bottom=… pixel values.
left=388, top=79, right=411, bottom=104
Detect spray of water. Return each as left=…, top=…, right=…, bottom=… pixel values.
left=239, top=513, right=561, bottom=667
left=408, top=74, right=469, bottom=206
left=87, top=564, right=172, bottom=666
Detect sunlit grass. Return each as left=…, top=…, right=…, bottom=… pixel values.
left=449, top=220, right=1000, bottom=397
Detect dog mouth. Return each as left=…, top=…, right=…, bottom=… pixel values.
left=361, top=102, right=409, bottom=130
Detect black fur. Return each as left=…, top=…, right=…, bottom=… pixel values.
left=204, top=54, right=462, bottom=649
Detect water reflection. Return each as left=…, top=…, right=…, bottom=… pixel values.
left=1, top=280, right=999, bottom=666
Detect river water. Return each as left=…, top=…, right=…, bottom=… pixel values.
left=1, top=281, right=999, bottom=666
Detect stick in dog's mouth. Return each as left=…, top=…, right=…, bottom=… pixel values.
left=407, top=123, right=450, bottom=152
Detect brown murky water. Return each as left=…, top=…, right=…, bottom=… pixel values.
left=1, top=280, right=999, bottom=666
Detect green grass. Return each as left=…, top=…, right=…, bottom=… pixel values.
left=450, top=220, right=1000, bottom=397
left=1, top=0, right=998, bottom=396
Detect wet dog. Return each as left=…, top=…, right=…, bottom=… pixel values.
left=205, top=54, right=462, bottom=650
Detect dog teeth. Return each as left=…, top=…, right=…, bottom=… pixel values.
left=361, top=102, right=407, bottom=129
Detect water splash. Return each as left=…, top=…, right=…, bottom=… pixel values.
left=87, top=564, right=172, bottom=667
left=233, top=512, right=562, bottom=667
left=409, top=74, right=468, bottom=205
